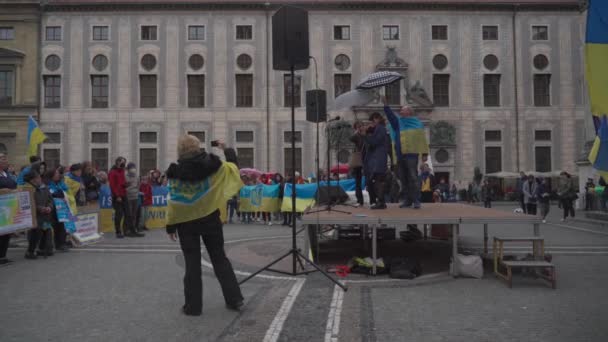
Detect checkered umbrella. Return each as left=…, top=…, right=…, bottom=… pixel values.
left=355, top=71, right=403, bottom=90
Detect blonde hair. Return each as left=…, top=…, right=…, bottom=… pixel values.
left=177, top=134, right=201, bottom=157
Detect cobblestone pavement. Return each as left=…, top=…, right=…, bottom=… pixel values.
left=2, top=205, right=608, bottom=342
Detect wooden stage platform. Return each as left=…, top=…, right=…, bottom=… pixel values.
left=301, top=203, right=542, bottom=275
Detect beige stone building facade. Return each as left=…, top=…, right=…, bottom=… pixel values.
left=0, top=0, right=40, bottom=167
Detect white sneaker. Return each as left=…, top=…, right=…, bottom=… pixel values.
left=268, top=222, right=273, bottom=226
left=542, top=219, right=546, bottom=223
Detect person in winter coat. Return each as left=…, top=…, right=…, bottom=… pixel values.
left=45, top=167, right=70, bottom=252
left=557, top=172, right=577, bottom=221
left=481, top=179, right=493, bottom=208
left=139, top=175, right=153, bottom=231
left=537, top=177, right=551, bottom=223
left=523, top=175, right=538, bottom=215
left=419, top=163, right=435, bottom=203
left=363, top=112, right=389, bottom=209
left=125, top=163, right=140, bottom=234
left=349, top=121, right=366, bottom=206
left=82, top=161, right=100, bottom=202
left=109, top=157, right=143, bottom=238
left=166, top=135, right=244, bottom=316
left=23, top=171, right=54, bottom=259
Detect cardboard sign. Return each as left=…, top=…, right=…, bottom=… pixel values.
left=0, top=189, right=36, bottom=235
left=72, top=213, right=102, bottom=246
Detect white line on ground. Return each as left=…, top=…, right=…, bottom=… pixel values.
left=546, top=222, right=608, bottom=236
left=324, top=284, right=345, bottom=342
left=263, top=278, right=306, bottom=342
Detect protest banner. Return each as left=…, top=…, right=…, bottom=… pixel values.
left=53, top=197, right=76, bottom=233
left=145, top=186, right=168, bottom=229
left=72, top=212, right=102, bottom=246
left=0, top=189, right=36, bottom=235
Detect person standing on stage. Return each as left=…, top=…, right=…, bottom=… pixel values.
left=381, top=96, right=429, bottom=209
left=363, top=112, right=389, bottom=210
left=166, top=135, right=244, bottom=316
left=349, top=121, right=366, bottom=206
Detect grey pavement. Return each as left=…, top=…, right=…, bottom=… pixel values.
left=2, top=207, right=608, bottom=342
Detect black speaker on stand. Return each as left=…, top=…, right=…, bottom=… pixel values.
left=238, top=6, right=346, bottom=292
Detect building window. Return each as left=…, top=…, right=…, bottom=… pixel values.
left=91, top=148, right=109, bottom=172
left=482, top=25, right=498, bottom=40
left=535, top=130, right=551, bottom=141
left=46, top=26, right=62, bottom=41
left=284, top=74, right=302, bottom=107
left=532, top=25, right=548, bottom=40
left=236, top=148, right=254, bottom=168
left=45, top=55, right=61, bottom=72
left=334, top=54, right=350, bottom=71
left=45, top=132, right=61, bottom=144
left=533, top=74, right=551, bottom=107
left=284, top=147, right=302, bottom=176
left=236, top=131, right=254, bottom=143
left=535, top=146, right=551, bottom=172
left=43, top=148, right=60, bottom=170
left=485, top=146, right=502, bottom=174
left=188, top=25, right=205, bottom=40
left=91, top=132, right=109, bottom=143
left=141, top=54, right=157, bottom=71
left=187, top=75, right=205, bottom=108
left=485, top=130, right=502, bottom=142
left=483, top=54, right=499, bottom=71
left=236, top=25, right=252, bottom=40
left=139, top=131, right=157, bottom=144
left=334, top=25, right=350, bottom=40
left=92, top=54, right=108, bottom=72
left=91, top=75, right=109, bottom=108
left=236, top=74, right=253, bottom=107
left=483, top=74, right=501, bottom=107
left=533, top=54, right=549, bottom=70
left=432, top=74, right=450, bottom=107
left=141, top=25, right=157, bottom=40
left=139, top=75, right=157, bottom=108
left=382, top=25, right=399, bottom=40
left=236, top=54, right=252, bottom=70
left=334, top=74, right=351, bottom=98
left=284, top=131, right=302, bottom=143
left=385, top=82, right=401, bottom=105
left=44, top=75, right=61, bottom=108
left=0, top=70, right=14, bottom=106
left=139, top=148, right=157, bottom=176
left=432, top=25, right=448, bottom=40
left=92, top=26, right=109, bottom=41
left=0, top=27, right=15, bottom=40
left=188, top=54, right=204, bottom=70
left=432, top=54, right=448, bottom=70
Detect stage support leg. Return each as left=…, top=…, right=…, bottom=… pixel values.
left=483, top=224, right=489, bottom=256
left=372, top=225, right=377, bottom=276
left=423, top=224, right=428, bottom=240
left=451, top=224, right=459, bottom=277
left=533, top=223, right=540, bottom=259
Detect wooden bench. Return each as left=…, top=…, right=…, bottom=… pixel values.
left=493, top=237, right=556, bottom=289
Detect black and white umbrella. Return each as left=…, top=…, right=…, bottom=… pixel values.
left=356, top=71, right=403, bottom=90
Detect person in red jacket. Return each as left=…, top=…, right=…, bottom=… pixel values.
left=139, top=174, right=153, bottom=231
left=108, top=157, right=144, bottom=238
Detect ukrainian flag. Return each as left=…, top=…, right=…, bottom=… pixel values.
left=398, top=117, right=429, bottom=155
left=27, top=116, right=47, bottom=157
left=64, top=174, right=81, bottom=215
left=585, top=0, right=608, bottom=116
left=238, top=184, right=281, bottom=212
left=281, top=183, right=316, bottom=213
left=589, top=116, right=608, bottom=180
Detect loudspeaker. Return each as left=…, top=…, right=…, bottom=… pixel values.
left=272, top=6, right=310, bottom=71
left=315, top=185, right=350, bottom=206
left=306, top=89, right=327, bottom=123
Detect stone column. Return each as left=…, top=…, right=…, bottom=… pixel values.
left=68, top=18, right=84, bottom=163
left=116, top=17, right=132, bottom=161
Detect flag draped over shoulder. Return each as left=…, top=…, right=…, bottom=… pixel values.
left=281, top=183, right=316, bottom=213
left=398, top=117, right=429, bottom=155
left=589, top=116, right=608, bottom=180
left=27, top=116, right=46, bottom=157
left=586, top=0, right=608, bottom=117
left=63, top=174, right=80, bottom=215
left=166, top=162, right=242, bottom=225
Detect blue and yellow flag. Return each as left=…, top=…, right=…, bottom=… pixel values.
left=398, top=117, right=429, bottom=155
left=238, top=184, right=281, bottom=212
left=63, top=173, right=81, bottom=215
left=166, top=162, right=242, bottom=225
left=27, top=116, right=47, bottom=157
left=585, top=0, right=608, bottom=117
left=281, top=183, right=317, bottom=213
left=589, top=116, right=608, bottom=180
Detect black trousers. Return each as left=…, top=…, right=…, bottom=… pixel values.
left=27, top=228, right=52, bottom=254
left=365, top=172, right=376, bottom=204
left=53, top=222, right=66, bottom=249
left=561, top=199, right=575, bottom=219
left=484, top=198, right=492, bottom=208
left=177, top=212, right=243, bottom=312
left=398, top=158, right=420, bottom=205
left=0, top=234, right=9, bottom=259
left=112, top=196, right=131, bottom=234
left=371, top=173, right=386, bottom=205
left=352, top=167, right=364, bottom=205
left=526, top=203, right=537, bottom=216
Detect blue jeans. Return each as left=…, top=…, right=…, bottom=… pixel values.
left=398, top=157, right=420, bottom=205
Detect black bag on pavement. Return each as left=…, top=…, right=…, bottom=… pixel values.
left=388, top=257, right=422, bottom=279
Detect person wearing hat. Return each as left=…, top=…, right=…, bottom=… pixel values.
left=109, top=157, right=144, bottom=238
left=23, top=170, right=54, bottom=259
left=125, top=162, right=142, bottom=235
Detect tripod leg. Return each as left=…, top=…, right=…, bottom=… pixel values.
left=239, top=249, right=294, bottom=285
left=296, top=250, right=347, bottom=291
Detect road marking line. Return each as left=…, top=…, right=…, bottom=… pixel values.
left=263, top=278, right=306, bottom=342
left=546, top=223, right=608, bottom=236
left=325, top=284, right=344, bottom=342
